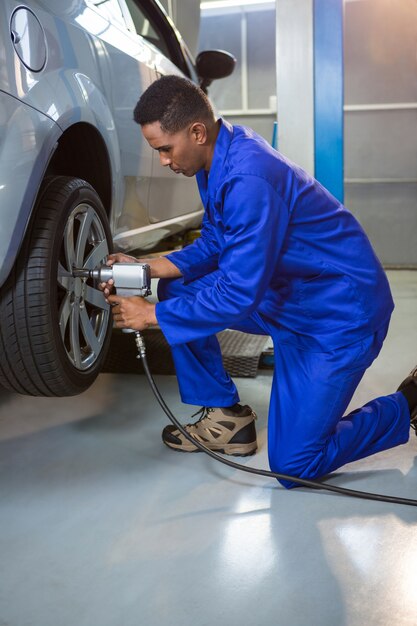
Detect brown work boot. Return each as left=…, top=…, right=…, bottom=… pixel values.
left=162, top=404, right=258, bottom=456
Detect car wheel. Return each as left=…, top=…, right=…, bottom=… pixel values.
left=0, top=176, right=113, bottom=396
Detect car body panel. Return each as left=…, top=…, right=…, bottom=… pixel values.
left=0, top=0, right=204, bottom=287
left=0, top=91, right=59, bottom=285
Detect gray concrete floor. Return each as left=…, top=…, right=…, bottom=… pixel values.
left=1, top=270, right=417, bottom=626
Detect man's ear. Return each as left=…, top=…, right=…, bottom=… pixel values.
left=190, top=122, right=207, bottom=145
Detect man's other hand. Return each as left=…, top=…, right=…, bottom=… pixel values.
left=107, top=295, right=157, bottom=331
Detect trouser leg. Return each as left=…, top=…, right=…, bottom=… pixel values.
left=158, top=277, right=410, bottom=483
left=267, top=324, right=411, bottom=487
left=157, top=275, right=267, bottom=407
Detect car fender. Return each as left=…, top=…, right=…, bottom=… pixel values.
left=27, top=68, right=123, bottom=222
left=0, top=91, right=61, bottom=288
left=0, top=73, right=122, bottom=288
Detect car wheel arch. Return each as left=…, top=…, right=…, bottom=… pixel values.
left=46, top=121, right=113, bottom=217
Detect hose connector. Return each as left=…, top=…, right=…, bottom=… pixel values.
left=134, top=331, right=146, bottom=359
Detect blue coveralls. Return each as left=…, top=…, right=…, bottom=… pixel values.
left=155, top=118, right=410, bottom=486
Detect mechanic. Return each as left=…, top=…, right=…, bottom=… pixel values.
left=103, top=75, right=417, bottom=487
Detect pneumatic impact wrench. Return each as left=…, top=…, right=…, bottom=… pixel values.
left=72, top=262, right=417, bottom=507
left=73, top=261, right=151, bottom=351
left=73, top=262, right=152, bottom=298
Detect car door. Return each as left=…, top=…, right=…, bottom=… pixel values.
left=123, top=0, right=202, bottom=223
left=84, top=0, right=159, bottom=236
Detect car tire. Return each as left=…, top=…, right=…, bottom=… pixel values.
left=0, top=176, right=113, bottom=396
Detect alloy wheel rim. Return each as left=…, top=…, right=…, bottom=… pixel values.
left=57, top=203, right=110, bottom=371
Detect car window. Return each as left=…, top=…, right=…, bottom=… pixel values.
left=123, top=0, right=171, bottom=59
left=181, top=43, right=198, bottom=83
left=90, top=0, right=127, bottom=28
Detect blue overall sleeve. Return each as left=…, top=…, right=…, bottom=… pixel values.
left=165, top=210, right=220, bottom=283
left=156, top=175, right=290, bottom=345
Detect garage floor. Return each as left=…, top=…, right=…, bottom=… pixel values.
left=1, top=271, right=417, bottom=626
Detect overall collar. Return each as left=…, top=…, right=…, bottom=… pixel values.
left=196, top=118, right=233, bottom=207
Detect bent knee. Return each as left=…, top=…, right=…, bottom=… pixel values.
left=269, top=451, right=322, bottom=489
left=269, top=460, right=306, bottom=489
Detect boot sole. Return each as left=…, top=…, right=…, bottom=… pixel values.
left=163, top=440, right=258, bottom=457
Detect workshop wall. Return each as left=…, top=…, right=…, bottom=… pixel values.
left=199, top=2, right=277, bottom=143
left=344, top=0, right=417, bottom=266
left=199, top=0, right=416, bottom=265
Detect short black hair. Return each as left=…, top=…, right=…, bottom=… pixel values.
left=133, top=75, right=215, bottom=133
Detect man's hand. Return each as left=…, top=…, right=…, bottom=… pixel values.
left=107, top=295, right=157, bottom=331
left=99, top=253, right=182, bottom=297
left=100, top=253, right=139, bottom=297
left=106, top=252, right=139, bottom=265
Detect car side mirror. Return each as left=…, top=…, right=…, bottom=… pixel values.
left=196, top=49, right=236, bottom=93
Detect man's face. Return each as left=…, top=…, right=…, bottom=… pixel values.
left=141, top=122, right=207, bottom=177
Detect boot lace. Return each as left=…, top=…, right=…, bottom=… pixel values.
left=187, top=406, right=215, bottom=427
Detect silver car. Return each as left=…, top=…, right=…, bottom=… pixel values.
left=0, top=0, right=234, bottom=396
